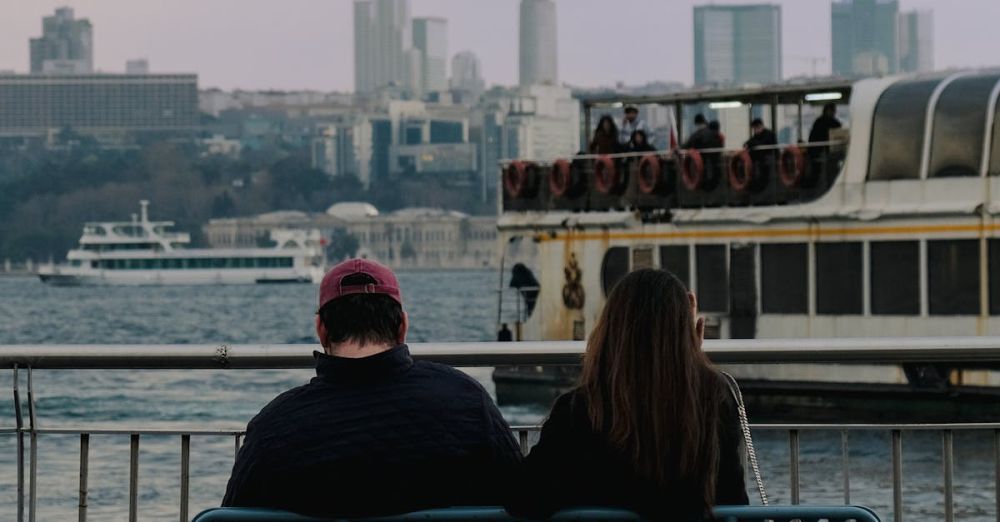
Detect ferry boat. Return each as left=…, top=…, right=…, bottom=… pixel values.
left=38, top=201, right=325, bottom=286
left=494, top=70, right=1000, bottom=416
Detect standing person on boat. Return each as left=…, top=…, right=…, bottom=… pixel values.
left=507, top=269, right=748, bottom=521
left=745, top=118, right=778, bottom=165
left=590, top=115, right=622, bottom=154
left=680, top=114, right=720, bottom=151
left=497, top=323, right=513, bottom=342
left=223, top=258, right=522, bottom=518
left=808, top=103, right=842, bottom=145
left=627, top=129, right=656, bottom=153
left=619, top=105, right=651, bottom=147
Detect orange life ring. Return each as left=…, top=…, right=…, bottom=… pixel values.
left=779, top=145, right=806, bottom=188
left=637, top=154, right=663, bottom=194
left=503, top=161, right=538, bottom=198
left=728, top=149, right=754, bottom=192
left=548, top=159, right=573, bottom=197
left=593, top=155, right=623, bottom=195
left=680, top=149, right=705, bottom=191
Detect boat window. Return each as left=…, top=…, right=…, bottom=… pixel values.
left=696, top=245, right=727, bottom=313
left=870, top=241, right=920, bottom=315
left=929, top=74, right=1000, bottom=178
left=990, top=240, right=1000, bottom=314
left=631, top=247, right=654, bottom=270
left=815, top=242, right=863, bottom=315
left=600, top=247, right=629, bottom=297
left=761, top=243, right=807, bottom=314
left=868, top=78, right=941, bottom=180
left=659, top=245, right=690, bottom=288
left=928, top=240, right=980, bottom=315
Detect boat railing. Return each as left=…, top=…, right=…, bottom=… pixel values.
left=5, top=337, right=1000, bottom=522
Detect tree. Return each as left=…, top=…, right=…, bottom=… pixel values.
left=326, top=228, right=360, bottom=262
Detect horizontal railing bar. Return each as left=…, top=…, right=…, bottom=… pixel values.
left=2, top=423, right=1000, bottom=438
left=6, top=336, right=1000, bottom=368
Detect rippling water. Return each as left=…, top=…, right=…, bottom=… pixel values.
left=0, top=273, right=995, bottom=521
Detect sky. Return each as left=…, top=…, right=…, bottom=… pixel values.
left=1, top=0, right=998, bottom=92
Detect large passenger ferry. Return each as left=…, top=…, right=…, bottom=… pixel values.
left=38, top=201, right=325, bottom=286
left=495, top=70, right=1000, bottom=411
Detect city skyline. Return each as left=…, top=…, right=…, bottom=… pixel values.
left=1, top=0, right=998, bottom=91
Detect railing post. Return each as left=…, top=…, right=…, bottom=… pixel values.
left=129, top=433, right=140, bottom=522
left=841, top=429, right=851, bottom=504
left=180, top=434, right=190, bottom=522
left=28, top=366, right=37, bottom=522
left=995, top=429, right=999, bottom=522
left=892, top=429, right=903, bottom=522
left=13, top=365, right=25, bottom=522
left=789, top=429, right=800, bottom=505
left=78, top=433, right=89, bottom=522
left=942, top=430, right=954, bottom=522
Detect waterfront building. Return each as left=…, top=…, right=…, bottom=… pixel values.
left=0, top=73, right=199, bottom=146
left=30, top=7, right=93, bottom=74
left=831, top=0, right=900, bottom=76
left=500, top=85, right=580, bottom=161
left=897, top=10, right=933, bottom=73
left=126, top=59, right=149, bottom=75
left=450, top=51, right=485, bottom=97
left=693, top=4, right=782, bottom=86
left=518, top=0, right=558, bottom=87
left=203, top=204, right=498, bottom=269
left=354, top=0, right=414, bottom=93
left=412, top=17, right=448, bottom=94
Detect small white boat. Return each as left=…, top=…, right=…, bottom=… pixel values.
left=38, top=201, right=325, bottom=286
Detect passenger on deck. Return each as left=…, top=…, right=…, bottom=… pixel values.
left=498, top=322, right=513, bottom=342
left=680, top=114, right=721, bottom=150
left=590, top=115, right=621, bottom=154
left=808, top=103, right=842, bottom=146
left=627, top=129, right=656, bottom=153
left=709, top=120, right=725, bottom=147
left=223, top=259, right=522, bottom=518
left=507, top=269, right=749, bottom=521
left=745, top=118, right=778, bottom=164
left=619, top=105, right=651, bottom=147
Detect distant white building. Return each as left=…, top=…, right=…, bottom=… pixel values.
left=202, top=134, right=242, bottom=158
left=126, top=59, right=149, bottom=74
left=354, top=0, right=414, bottom=93
left=518, top=0, right=558, bottom=87
left=413, top=17, right=448, bottom=94
left=30, top=7, right=93, bottom=74
left=450, top=51, right=485, bottom=96
left=898, top=10, right=933, bottom=73
left=502, top=84, right=579, bottom=161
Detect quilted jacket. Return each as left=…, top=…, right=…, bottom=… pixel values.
left=222, top=345, right=522, bottom=517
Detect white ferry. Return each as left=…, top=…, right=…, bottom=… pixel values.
left=495, top=70, right=1000, bottom=400
left=38, top=201, right=325, bottom=286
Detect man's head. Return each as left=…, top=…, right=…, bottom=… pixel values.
left=751, top=118, right=765, bottom=134
left=694, top=114, right=707, bottom=127
left=823, top=103, right=837, bottom=117
left=316, top=259, right=407, bottom=357
left=624, top=106, right=639, bottom=122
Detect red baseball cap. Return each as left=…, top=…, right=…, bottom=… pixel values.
left=318, top=258, right=403, bottom=311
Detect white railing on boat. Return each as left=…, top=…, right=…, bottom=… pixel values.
left=5, top=337, right=1000, bottom=522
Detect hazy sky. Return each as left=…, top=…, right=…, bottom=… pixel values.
left=2, top=0, right=998, bottom=91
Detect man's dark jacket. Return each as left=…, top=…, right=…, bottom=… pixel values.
left=223, top=345, right=522, bottom=517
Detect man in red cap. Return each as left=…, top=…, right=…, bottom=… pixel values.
left=223, top=258, right=522, bottom=517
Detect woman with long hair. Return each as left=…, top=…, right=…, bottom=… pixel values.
left=508, top=269, right=748, bottom=520
left=589, top=115, right=621, bottom=154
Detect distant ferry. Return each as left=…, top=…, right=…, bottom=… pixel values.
left=38, top=201, right=325, bottom=286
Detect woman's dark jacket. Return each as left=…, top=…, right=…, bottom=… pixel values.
left=507, top=376, right=749, bottom=520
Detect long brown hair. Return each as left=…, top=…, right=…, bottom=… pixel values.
left=578, top=268, right=723, bottom=513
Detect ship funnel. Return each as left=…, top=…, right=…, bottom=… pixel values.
left=140, top=200, right=149, bottom=223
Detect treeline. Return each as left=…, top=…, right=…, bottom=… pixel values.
left=0, top=141, right=490, bottom=261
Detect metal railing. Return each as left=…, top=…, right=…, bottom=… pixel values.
left=6, top=337, right=1000, bottom=522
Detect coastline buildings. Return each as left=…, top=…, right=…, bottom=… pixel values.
left=203, top=204, right=498, bottom=269
left=832, top=0, right=933, bottom=76
left=354, top=0, right=414, bottom=93
left=450, top=51, right=485, bottom=97
left=693, top=4, right=782, bottom=86
left=0, top=73, right=199, bottom=146
left=30, top=7, right=93, bottom=74
left=518, top=0, right=558, bottom=87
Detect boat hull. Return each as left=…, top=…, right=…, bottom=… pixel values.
left=37, top=268, right=322, bottom=286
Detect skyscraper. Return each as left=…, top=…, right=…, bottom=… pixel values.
left=354, top=0, right=413, bottom=93
left=693, top=4, right=782, bottom=86
left=413, top=17, right=448, bottom=94
left=898, top=10, right=933, bottom=73
left=518, top=0, right=558, bottom=87
left=450, top=51, right=485, bottom=95
left=831, top=0, right=900, bottom=76
left=29, top=7, right=93, bottom=74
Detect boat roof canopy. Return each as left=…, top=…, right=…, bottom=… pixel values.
left=580, top=78, right=855, bottom=109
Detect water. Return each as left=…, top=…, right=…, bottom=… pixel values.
left=0, top=273, right=996, bottom=521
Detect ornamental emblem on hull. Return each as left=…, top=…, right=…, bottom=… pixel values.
left=562, top=253, right=585, bottom=310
